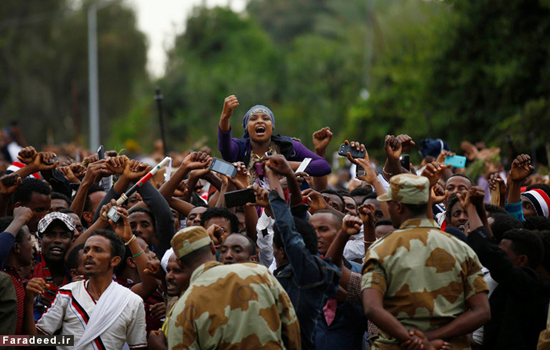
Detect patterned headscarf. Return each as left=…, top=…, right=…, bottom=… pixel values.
left=242, top=105, right=275, bottom=138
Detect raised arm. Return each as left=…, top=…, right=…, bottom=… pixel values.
left=111, top=207, right=160, bottom=300
left=325, top=214, right=362, bottom=290
left=289, top=140, right=331, bottom=176
left=265, top=155, right=303, bottom=206
left=347, top=142, right=390, bottom=218
left=311, top=127, right=333, bottom=191
left=71, top=159, right=112, bottom=218
left=267, top=167, right=340, bottom=290
left=382, top=135, right=408, bottom=180
left=0, top=173, right=21, bottom=217
left=0, top=206, right=32, bottom=268
left=218, top=95, right=242, bottom=162
left=227, top=162, right=258, bottom=240
left=506, top=154, right=534, bottom=221
left=159, top=152, right=211, bottom=217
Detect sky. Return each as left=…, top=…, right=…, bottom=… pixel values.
left=127, top=0, right=247, bottom=78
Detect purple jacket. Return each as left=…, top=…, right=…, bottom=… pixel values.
left=218, top=127, right=331, bottom=176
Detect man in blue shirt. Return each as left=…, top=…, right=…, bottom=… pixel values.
left=265, top=156, right=341, bottom=350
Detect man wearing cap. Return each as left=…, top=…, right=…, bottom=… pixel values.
left=165, top=225, right=301, bottom=349
left=31, top=211, right=75, bottom=320
left=362, top=174, right=490, bottom=349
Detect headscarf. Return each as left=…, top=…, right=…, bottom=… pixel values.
left=242, top=105, right=275, bottom=138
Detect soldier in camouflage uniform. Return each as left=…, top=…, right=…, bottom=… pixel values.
left=361, top=174, right=490, bottom=350
left=165, top=225, right=301, bottom=350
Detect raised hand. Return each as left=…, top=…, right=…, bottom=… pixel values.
left=509, top=154, right=534, bottom=182
left=228, top=162, right=249, bottom=189
left=144, top=259, right=165, bottom=280
left=82, top=153, right=99, bottom=165
left=456, top=190, right=472, bottom=211
left=69, top=163, right=87, bottom=180
left=469, top=186, right=486, bottom=208
left=302, top=188, right=329, bottom=213
left=341, top=215, right=362, bottom=236
left=357, top=203, right=376, bottom=226
left=35, top=151, right=58, bottom=170
left=82, top=159, right=111, bottom=185
left=461, top=141, right=479, bottom=161
left=12, top=206, right=33, bottom=225
left=488, top=172, right=506, bottom=206
left=385, top=135, right=403, bottom=161
left=99, top=199, right=118, bottom=221
left=182, top=151, right=211, bottom=170
left=0, top=173, right=21, bottom=195
left=396, top=134, right=415, bottom=152
left=266, top=155, right=294, bottom=178
left=173, top=180, right=188, bottom=197
left=312, top=127, right=333, bottom=156
left=58, top=166, right=79, bottom=183
left=352, top=157, right=379, bottom=185
left=430, top=183, right=447, bottom=205
left=294, top=172, right=310, bottom=187
left=123, top=159, right=151, bottom=181
left=17, top=146, right=38, bottom=164
left=109, top=206, right=133, bottom=242
left=105, top=155, right=129, bottom=175
left=436, top=150, right=455, bottom=165
left=221, top=95, right=239, bottom=120
left=247, top=184, right=270, bottom=208
left=206, top=224, right=226, bottom=245
left=105, top=150, right=118, bottom=158
left=421, top=162, right=448, bottom=187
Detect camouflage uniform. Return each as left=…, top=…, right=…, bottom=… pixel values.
left=362, top=174, right=488, bottom=350
left=166, top=225, right=301, bottom=350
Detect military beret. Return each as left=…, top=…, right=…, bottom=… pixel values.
left=171, top=226, right=212, bottom=259
left=377, top=174, right=430, bottom=205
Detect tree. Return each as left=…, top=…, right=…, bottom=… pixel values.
left=153, top=6, right=281, bottom=150
left=426, top=0, right=550, bottom=150
left=0, top=0, right=147, bottom=149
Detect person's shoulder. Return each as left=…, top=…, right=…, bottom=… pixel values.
left=111, top=281, right=145, bottom=304
left=202, top=263, right=274, bottom=285
left=220, top=262, right=270, bottom=274
left=59, top=280, right=85, bottom=292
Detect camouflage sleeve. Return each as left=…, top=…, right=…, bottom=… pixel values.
left=463, top=248, right=489, bottom=300
left=361, top=259, right=387, bottom=295
left=166, top=295, right=200, bottom=350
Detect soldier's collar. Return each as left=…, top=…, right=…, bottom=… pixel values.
left=189, top=261, right=222, bottom=284
left=399, top=218, right=440, bottom=230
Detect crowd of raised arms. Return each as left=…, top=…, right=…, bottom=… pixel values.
left=1, top=95, right=550, bottom=350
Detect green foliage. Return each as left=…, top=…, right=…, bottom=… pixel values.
left=0, top=0, right=147, bottom=148
left=156, top=6, right=281, bottom=150
left=342, top=0, right=447, bottom=161
left=427, top=0, right=550, bottom=151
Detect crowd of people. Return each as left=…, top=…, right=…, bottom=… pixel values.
left=1, top=95, right=550, bottom=350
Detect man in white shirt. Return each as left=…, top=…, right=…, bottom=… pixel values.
left=24, top=229, right=147, bottom=350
